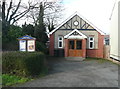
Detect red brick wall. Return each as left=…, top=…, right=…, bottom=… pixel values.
left=50, top=32, right=104, bottom=58
left=86, top=32, right=104, bottom=58
left=64, top=39, right=69, bottom=57
left=82, top=39, right=87, bottom=58
left=49, top=34, right=54, bottom=56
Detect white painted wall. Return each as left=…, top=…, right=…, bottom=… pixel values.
left=110, top=0, right=120, bottom=60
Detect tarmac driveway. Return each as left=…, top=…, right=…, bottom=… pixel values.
left=17, top=57, right=118, bottom=87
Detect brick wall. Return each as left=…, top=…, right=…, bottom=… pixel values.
left=86, top=32, right=104, bottom=58
left=49, top=34, right=54, bottom=56
left=64, top=39, right=69, bottom=57
left=82, top=39, right=87, bottom=57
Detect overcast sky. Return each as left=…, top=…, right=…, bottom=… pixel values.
left=16, top=0, right=116, bottom=34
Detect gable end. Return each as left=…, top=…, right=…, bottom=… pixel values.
left=49, top=12, right=105, bottom=35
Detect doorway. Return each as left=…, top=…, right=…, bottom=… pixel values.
left=68, top=40, right=82, bottom=57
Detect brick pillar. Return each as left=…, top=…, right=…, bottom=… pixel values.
left=64, top=39, right=68, bottom=57
left=49, top=34, right=54, bottom=56
left=97, top=33, right=104, bottom=58
left=82, top=39, right=86, bottom=58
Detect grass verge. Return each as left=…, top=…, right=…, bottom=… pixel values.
left=85, top=57, right=120, bottom=65
left=2, top=74, right=31, bottom=86
left=85, top=57, right=112, bottom=63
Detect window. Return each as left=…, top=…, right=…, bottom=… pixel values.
left=58, top=36, right=63, bottom=48
left=89, top=37, right=94, bottom=49
left=76, top=40, right=82, bottom=49
left=69, top=40, right=74, bottom=49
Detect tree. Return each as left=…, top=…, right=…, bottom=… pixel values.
left=22, top=23, right=34, bottom=37
left=44, top=1, right=64, bottom=32
left=2, top=0, right=38, bottom=50
left=3, top=25, right=23, bottom=51
left=34, top=2, right=48, bottom=44
left=7, top=25, right=23, bottom=41
left=28, top=0, right=64, bottom=32
left=2, top=0, right=37, bottom=37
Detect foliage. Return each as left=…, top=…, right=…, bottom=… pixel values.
left=8, top=25, right=23, bottom=41
left=2, top=0, right=37, bottom=37
left=22, top=23, right=35, bottom=37
left=2, top=74, right=30, bottom=86
left=2, top=51, right=48, bottom=77
left=2, top=25, right=23, bottom=51
left=36, top=41, right=48, bottom=54
left=34, top=3, right=48, bottom=45
left=2, top=0, right=63, bottom=51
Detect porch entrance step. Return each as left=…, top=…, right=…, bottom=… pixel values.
left=65, top=57, right=85, bottom=61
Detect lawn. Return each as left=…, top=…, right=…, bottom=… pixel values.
left=2, top=74, right=30, bottom=86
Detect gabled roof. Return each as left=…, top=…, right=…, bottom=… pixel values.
left=18, top=35, right=36, bottom=40
left=49, top=12, right=105, bottom=35
left=64, top=29, right=87, bottom=39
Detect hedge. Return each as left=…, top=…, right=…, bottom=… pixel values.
left=2, top=51, right=48, bottom=77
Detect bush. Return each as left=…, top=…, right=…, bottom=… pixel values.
left=2, top=51, right=48, bottom=77
left=36, top=41, right=48, bottom=54
left=2, top=40, right=18, bottom=51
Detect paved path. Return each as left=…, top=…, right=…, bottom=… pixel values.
left=17, top=57, right=118, bottom=87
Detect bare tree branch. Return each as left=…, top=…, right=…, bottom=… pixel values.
left=5, top=0, right=12, bottom=22
left=12, top=10, right=29, bottom=24
left=8, top=0, right=21, bottom=24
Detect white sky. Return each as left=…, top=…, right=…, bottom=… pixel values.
left=14, top=0, right=116, bottom=34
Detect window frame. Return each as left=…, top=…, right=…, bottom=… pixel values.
left=58, top=36, right=63, bottom=48
left=89, top=37, right=94, bottom=49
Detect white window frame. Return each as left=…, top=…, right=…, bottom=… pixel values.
left=89, top=37, right=94, bottom=49
left=58, top=36, right=63, bottom=48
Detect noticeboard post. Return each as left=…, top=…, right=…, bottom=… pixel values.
left=18, top=35, right=36, bottom=52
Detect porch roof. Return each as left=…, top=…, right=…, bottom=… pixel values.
left=64, top=29, right=87, bottom=39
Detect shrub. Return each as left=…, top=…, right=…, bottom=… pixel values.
left=2, top=51, right=48, bottom=77
left=36, top=41, right=48, bottom=54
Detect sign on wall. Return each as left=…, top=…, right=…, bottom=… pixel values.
left=19, top=40, right=26, bottom=51
left=27, top=40, right=35, bottom=52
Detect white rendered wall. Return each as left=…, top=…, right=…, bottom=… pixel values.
left=110, top=0, right=119, bottom=60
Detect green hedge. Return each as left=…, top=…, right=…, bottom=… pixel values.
left=2, top=51, right=48, bottom=77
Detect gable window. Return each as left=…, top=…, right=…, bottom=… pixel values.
left=58, top=36, right=63, bottom=48
left=89, top=37, right=94, bottom=49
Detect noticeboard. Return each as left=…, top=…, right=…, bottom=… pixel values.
left=27, top=40, right=35, bottom=52
left=19, top=40, right=26, bottom=51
